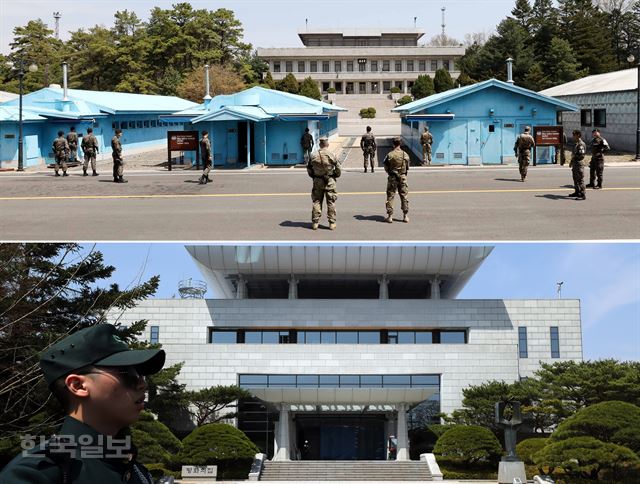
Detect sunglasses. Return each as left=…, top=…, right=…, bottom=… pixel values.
left=85, top=366, right=147, bottom=389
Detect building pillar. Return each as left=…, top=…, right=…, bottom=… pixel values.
left=430, top=277, right=441, bottom=300
left=378, top=274, right=389, bottom=299
left=263, top=122, right=267, bottom=165
left=274, top=404, right=291, bottom=461
left=396, top=403, right=409, bottom=461
left=288, top=275, right=298, bottom=299
left=246, top=121, right=251, bottom=168
left=385, top=411, right=395, bottom=460
left=236, top=275, right=247, bottom=299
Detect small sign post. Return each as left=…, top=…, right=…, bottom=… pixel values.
left=181, top=465, right=217, bottom=479
left=533, top=126, right=563, bottom=166
left=167, top=131, right=199, bottom=171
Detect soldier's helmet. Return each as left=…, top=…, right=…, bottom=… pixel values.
left=524, top=126, right=531, bottom=132
left=57, top=130, right=64, bottom=137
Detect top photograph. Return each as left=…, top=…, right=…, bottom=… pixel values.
left=0, top=0, right=638, bottom=241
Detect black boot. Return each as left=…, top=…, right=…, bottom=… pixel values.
left=62, top=172, right=69, bottom=177
left=206, top=175, right=212, bottom=182
left=586, top=183, right=595, bottom=188
left=92, top=170, right=99, bottom=176
left=198, top=175, right=206, bottom=185
left=119, top=176, right=128, bottom=183
left=83, top=169, right=88, bottom=177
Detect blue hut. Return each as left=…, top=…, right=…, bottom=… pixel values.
left=0, top=86, right=197, bottom=169
left=166, top=87, right=346, bottom=167
left=393, top=79, right=578, bottom=165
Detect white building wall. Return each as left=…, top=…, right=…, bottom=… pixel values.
left=112, top=298, right=582, bottom=417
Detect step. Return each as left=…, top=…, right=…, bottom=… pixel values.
left=260, top=461, right=432, bottom=481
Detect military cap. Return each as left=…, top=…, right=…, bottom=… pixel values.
left=40, top=324, right=165, bottom=387
left=319, top=136, right=329, bottom=142
left=524, top=126, right=531, bottom=132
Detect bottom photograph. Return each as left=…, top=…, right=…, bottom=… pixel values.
left=0, top=242, right=638, bottom=484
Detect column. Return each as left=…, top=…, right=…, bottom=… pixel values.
left=430, top=277, right=441, bottom=300
left=396, top=403, right=409, bottom=461
left=385, top=412, right=395, bottom=460
left=378, top=274, right=389, bottom=299
left=274, top=404, right=291, bottom=461
left=246, top=121, right=251, bottom=168
left=236, top=275, right=247, bottom=299
left=288, top=275, right=298, bottom=299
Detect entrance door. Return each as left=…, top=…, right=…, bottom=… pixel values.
left=358, top=82, right=366, bottom=94
left=481, top=119, right=502, bottom=164
left=237, top=121, right=254, bottom=165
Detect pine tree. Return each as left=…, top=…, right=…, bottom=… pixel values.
left=512, top=0, right=534, bottom=30
left=546, top=37, right=587, bottom=86
left=263, top=71, right=276, bottom=89
left=411, top=74, right=436, bottom=98
left=277, top=73, right=299, bottom=94
left=298, top=77, right=321, bottom=100
left=433, top=69, right=454, bottom=93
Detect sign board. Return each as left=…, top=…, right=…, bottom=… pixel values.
left=168, top=131, right=198, bottom=151
left=533, top=126, right=563, bottom=146
left=181, top=465, right=217, bottom=478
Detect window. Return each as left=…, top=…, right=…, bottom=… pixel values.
left=240, top=373, right=438, bottom=389
left=371, top=60, right=378, bottom=72
left=431, top=60, right=438, bottom=71
left=347, top=61, right=354, bottom=72
left=334, top=82, right=342, bottom=92
left=322, top=82, right=330, bottom=92
left=581, top=109, right=592, bottom=127
left=128, top=121, right=136, bottom=129
left=387, top=330, right=399, bottom=344
left=150, top=326, right=159, bottom=344
left=298, top=331, right=321, bottom=344
left=358, top=331, right=379, bottom=344
left=441, top=331, right=466, bottom=344
left=143, top=120, right=150, bottom=128
left=383, top=81, right=391, bottom=92
left=594, top=109, right=606, bottom=127
left=261, top=331, right=280, bottom=344
left=310, top=61, right=317, bottom=73
left=382, top=60, right=390, bottom=72
left=407, top=60, right=414, bottom=72
left=298, top=61, right=305, bottom=72
left=273, top=61, right=281, bottom=73
left=245, top=331, right=262, bottom=344
left=339, top=375, right=359, bottom=387
left=209, top=329, right=237, bottom=344
left=415, top=332, right=433, bottom=344
left=269, top=375, right=296, bottom=387
left=398, top=331, right=415, bottom=344
left=419, top=60, right=426, bottom=71
left=336, top=331, right=358, bottom=344
left=285, top=61, right=293, bottom=72
left=322, top=61, right=330, bottom=73
left=518, top=327, right=528, bottom=358
left=395, top=60, right=402, bottom=72
left=550, top=327, right=560, bottom=358
left=443, top=60, right=450, bottom=71
left=111, top=122, right=117, bottom=129
left=334, top=61, right=341, bottom=72
left=320, top=331, right=336, bottom=344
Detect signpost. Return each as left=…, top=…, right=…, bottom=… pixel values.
left=181, top=465, right=217, bottom=478
left=167, top=131, right=199, bottom=171
left=533, top=126, right=564, bottom=166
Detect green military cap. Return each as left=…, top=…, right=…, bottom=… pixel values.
left=40, top=324, right=165, bottom=387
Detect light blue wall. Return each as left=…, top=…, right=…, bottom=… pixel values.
left=265, top=120, right=307, bottom=165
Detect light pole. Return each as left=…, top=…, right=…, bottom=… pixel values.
left=5, top=58, right=38, bottom=171
left=628, top=54, right=640, bottom=160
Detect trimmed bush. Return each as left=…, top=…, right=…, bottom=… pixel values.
left=146, top=463, right=181, bottom=480
left=176, top=423, right=259, bottom=480
left=516, top=437, right=549, bottom=464
left=359, top=107, right=376, bottom=118
left=397, top=95, right=413, bottom=106
left=534, top=436, right=639, bottom=480
left=390, top=86, right=402, bottom=94
left=433, top=425, right=502, bottom=465
left=327, top=87, right=336, bottom=93
left=131, top=428, right=171, bottom=465
left=428, top=424, right=455, bottom=439
left=133, top=411, right=182, bottom=455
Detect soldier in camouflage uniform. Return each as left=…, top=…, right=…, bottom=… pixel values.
left=52, top=130, right=69, bottom=177
left=81, top=127, right=99, bottom=177
left=514, top=126, right=535, bottom=182
left=420, top=126, right=433, bottom=165
left=198, top=131, right=213, bottom=185
left=360, top=126, right=377, bottom=173
left=569, top=130, right=587, bottom=200
left=66, top=126, right=79, bottom=163
left=301, top=128, right=314, bottom=164
left=307, top=137, right=341, bottom=230
left=586, top=128, right=608, bottom=189
left=111, top=129, right=126, bottom=183
left=383, top=137, right=410, bottom=223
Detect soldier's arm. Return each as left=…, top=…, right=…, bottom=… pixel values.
left=372, top=137, right=377, bottom=150
left=360, top=137, right=365, bottom=150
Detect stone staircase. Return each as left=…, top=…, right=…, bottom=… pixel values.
left=259, top=460, right=433, bottom=481
left=332, top=94, right=402, bottom=136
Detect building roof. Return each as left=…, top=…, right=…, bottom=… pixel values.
left=0, top=106, right=47, bottom=122
left=185, top=244, right=493, bottom=299
left=540, top=68, right=638, bottom=96
left=393, top=78, right=579, bottom=114
left=0, top=91, right=19, bottom=103
left=298, top=28, right=424, bottom=38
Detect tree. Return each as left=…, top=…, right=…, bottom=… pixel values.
left=531, top=0, right=559, bottom=64
left=276, top=73, right=299, bottom=94
left=445, top=381, right=514, bottom=433
left=210, top=8, right=252, bottom=65
left=176, top=64, right=246, bottom=102
left=428, top=34, right=461, bottom=46
left=433, top=69, right=454, bottom=92
left=133, top=411, right=183, bottom=455
left=434, top=425, right=503, bottom=465
left=298, top=76, right=321, bottom=100
left=515, top=437, right=549, bottom=465
left=263, top=71, right=276, bottom=89
left=544, top=37, right=587, bottom=87
left=512, top=0, right=534, bottom=30
left=411, top=74, right=435, bottom=99
left=186, top=385, right=251, bottom=427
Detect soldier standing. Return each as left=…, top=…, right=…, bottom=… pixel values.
left=360, top=126, right=377, bottom=173
left=199, top=131, right=213, bottom=185
left=569, top=129, right=587, bottom=200
left=67, top=126, right=79, bottom=163
left=587, top=128, right=608, bottom=189
left=420, top=126, right=433, bottom=165
left=0, top=324, right=165, bottom=484
left=514, top=126, right=535, bottom=182
left=52, top=130, right=69, bottom=177
left=383, top=137, right=410, bottom=223
left=307, top=137, right=341, bottom=230
left=111, top=129, right=126, bottom=183
left=301, top=128, right=314, bottom=164
left=81, top=127, right=99, bottom=177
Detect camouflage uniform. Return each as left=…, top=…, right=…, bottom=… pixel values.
left=360, top=132, right=377, bottom=172
left=383, top=146, right=410, bottom=220
left=81, top=132, right=99, bottom=175
left=66, top=131, right=79, bottom=162
left=52, top=135, right=69, bottom=176
left=200, top=135, right=212, bottom=183
left=570, top=138, right=587, bottom=199
left=301, top=132, right=314, bottom=163
left=307, top=147, right=341, bottom=228
left=420, top=129, right=433, bottom=165
left=111, top=134, right=124, bottom=182
left=514, top=131, right=535, bottom=181
left=588, top=135, right=607, bottom=189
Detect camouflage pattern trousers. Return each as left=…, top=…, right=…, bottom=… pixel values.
left=422, top=144, right=432, bottom=163
left=112, top=155, right=124, bottom=178
left=363, top=148, right=375, bottom=170
left=589, top=156, right=604, bottom=187
left=386, top=174, right=409, bottom=215
left=311, top=177, right=337, bottom=224
left=202, top=159, right=212, bottom=177
left=518, top=151, right=531, bottom=179
left=69, top=144, right=78, bottom=162
left=572, top=163, right=586, bottom=197
left=83, top=151, right=96, bottom=171
left=303, top=148, right=312, bottom=163
left=54, top=154, right=68, bottom=174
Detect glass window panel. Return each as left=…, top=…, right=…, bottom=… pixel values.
left=371, top=61, right=378, bottom=71
left=278, top=331, right=290, bottom=344
left=285, top=61, right=292, bottom=72
left=245, top=331, right=262, bottom=344
left=339, top=375, right=360, bottom=387
left=297, top=375, right=319, bottom=387
left=431, top=60, right=438, bottom=71
left=260, top=331, right=279, bottom=344
left=336, top=331, right=358, bottom=344
left=305, top=331, right=321, bottom=344
left=383, top=375, right=411, bottom=387
left=334, top=61, right=341, bottom=72
left=310, top=61, right=317, bottom=72
left=321, top=331, right=336, bottom=344
left=550, top=327, right=560, bottom=358
left=411, top=375, right=439, bottom=387
left=415, top=332, right=433, bottom=344
left=518, top=327, right=528, bottom=358
left=360, top=375, right=383, bottom=387
left=358, top=331, right=379, bottom=344
left=382, top=60, right=390, bottom=71
left=240, top=374, right=268, bottom=387
left=441, top=331, right=466, bottom=344
left=388, top=331, right=398, bottom=344
left=319, top=375, right=339, bottom=387
left=211, top=330, right=236, bottom=344
left=268, top=375, right=296, bottom=387
left=398, top=331, right=415, bottom=344
left=298, top=61, right=305, bottom=72
left=323, top=61, right=330, bottom=72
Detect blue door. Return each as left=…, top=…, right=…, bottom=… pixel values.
left=481, top=119, right=502, bottom=164
left=467, top=120, right=481, bottom=165
left=431, top=126, right=449, bottom=164
left=448, top=120, right=468, bottom=164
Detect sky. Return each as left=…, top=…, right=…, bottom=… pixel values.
left=88, top=242, right=640, bottom=362
left=0, top=0, right=520, bottom=55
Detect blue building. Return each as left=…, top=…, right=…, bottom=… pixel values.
left=393, top=79, right=578, bottom=165
left=166, top=87, right=346, bottom=167
left=0, top=86, right=197, bottom=169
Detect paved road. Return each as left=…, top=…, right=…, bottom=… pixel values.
left=0, top=165, right=638, bottom=241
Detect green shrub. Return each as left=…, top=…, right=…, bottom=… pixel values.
left=534, top=436, right=639, bottom=480
left=131, top=428, right=171, bottom=465
left=551, top=401, right=640, bottom=454
left=146, top=463, right=181, bottom=480
left=428, top=424, right=454, bottom=439
left=133, top=411, right=182, bottom=455
left=176, top=423, right=259, bottom=480
left=516, top=437, right=549, bottom=464
left=359, top=107, right=376, bottom=118
left=390, top=86, right=402, bottom=94
left=327, top=87, right=336, bottom=93
left=397, top=95, right=413, bottom=106
left=433, top=425, right=502, bottom=465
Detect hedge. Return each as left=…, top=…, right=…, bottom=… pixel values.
left=516, top=437, right=549, bottom=465
left=433, top=425, right=502, bottom=465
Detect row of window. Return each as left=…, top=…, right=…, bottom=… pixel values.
left=110, top=120, right=187, bottom=131
left=518, top=326, right=560, bottom=359
left=580, top=108, right=606, bottom=128
left=272, top=59, right=450, bottom=74
left=208, top=328, right=466, bottom=345
left=239, top=373, right=440, bottom=389
left=321, top=80, right=408, bottom=94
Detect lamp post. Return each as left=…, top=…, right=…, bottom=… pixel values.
left=627, top=54, right=640, bottom=160
left=5, top=58, right=38, bottom=171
